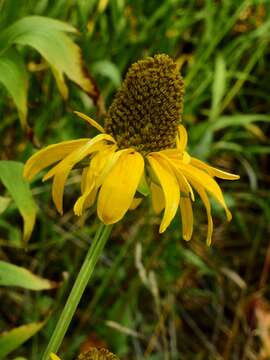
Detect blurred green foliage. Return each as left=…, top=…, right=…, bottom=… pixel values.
left=0, top=0, right=270, bottom=359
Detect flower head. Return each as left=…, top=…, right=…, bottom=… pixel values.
left=77, top=347, right=119, bottom=359
left=50, top=348, right=119, bottom=360
left=105, top=54, right=184, bottom=153
left=24, top=54, right=239, bottom=244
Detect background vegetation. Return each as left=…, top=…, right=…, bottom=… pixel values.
left=0, top=0, right=270, bottom=359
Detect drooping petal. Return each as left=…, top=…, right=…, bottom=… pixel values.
left=95, top=148, right=129, bottom=188
left=74, top=146, right=117, bottom=216
left=148, top=154, right=180, bottom=233
left=23, top=139, right=89, bottom=180
left=52, top=166, right=72, bottom=214
left=179, top=196, right=193, bottom=241
left=158, top=149, right=182, bottom=159
left=190, top=179, right=213, bottom=246
left=183, top=151, right=191, bottom=164
left=43, top=134, right=113, bottom=181
left=73, top=169, right=95, bottom=216
left=178, top=163, right=232, bottom=221
left=97, top=151, right=144, bottom=224
left=191, top=157, right=240, bottom=180
left=81, top=167, right=89, bottom=193
left=74, top=111, right=105, bottom=133
left=150, top=182, right=165, bottom=214
left=83, top=187, right=99, bottom=210
left=156, top=152, right=194, bottom=201
left=177, top=124, right=188, bottom=152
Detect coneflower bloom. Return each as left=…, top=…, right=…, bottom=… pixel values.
left=24, top=54, right=239, bottom=244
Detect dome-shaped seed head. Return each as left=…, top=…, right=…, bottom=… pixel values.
left=76, top=348, right=119, bottom=360
left=104, top=54, right=184, bottom=154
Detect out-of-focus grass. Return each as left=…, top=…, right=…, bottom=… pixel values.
left=0, top=0, right=270, bottom=359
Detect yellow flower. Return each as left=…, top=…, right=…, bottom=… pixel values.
left=24, top=54, right=239, bottom=244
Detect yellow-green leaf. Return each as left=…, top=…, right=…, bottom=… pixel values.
left=0, top=321, right=44, bottom=358
left=210, top=54, right=226, bottom=121
left=0, top=16, right=95, bottom=99
left=0, top=48, right=28, bottom=128
left=0, top=260, right=56, bottom=290
left=0, top=196, right=11, bottom=214
left=0, top=161, right=37, bottom=244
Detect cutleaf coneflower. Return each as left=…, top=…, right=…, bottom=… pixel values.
left=24, top=54, right=239, bottom=245
left=24, top=54, right=239, bottom=359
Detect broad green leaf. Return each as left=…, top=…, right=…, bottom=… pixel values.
left=0, top=161, right=37, bottom=244
left=0, top=260, right=55, bottom=290
left=0, top=48, right=28, bottom=128
left=0, top=16, right=76, bottom=52
left=0, top=15, right=95, bottom=104
left=0, top=196, right=11, bottom=214
left=0, top=321, right=44, bottom=358
left=210, top=55, right=226, bottom=121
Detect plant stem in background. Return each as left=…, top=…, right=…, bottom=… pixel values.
left=42, top=223, right=113, bottom=360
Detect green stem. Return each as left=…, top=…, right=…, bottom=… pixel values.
left=42, top=223, right=112, bottom=360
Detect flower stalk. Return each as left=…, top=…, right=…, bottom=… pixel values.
left=42, top=223, right=113, bottom=360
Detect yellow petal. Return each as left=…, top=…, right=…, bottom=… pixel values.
left=81, top=167, right=89, bottom=193
left=150, top=182, right=165, bottom=214
left=50, top=354, right=61, bottom=360
left=178, top=163, right=232, bottom=221
left=129, top=197, right=143, bottom=210
left=183, top=151, right=191, bottom=164
left=43, top=134, right=113, bottom=181
left=46, top=137, right=111, bottom=214
left=74, top=146, right=115, bottom=216
left=156, top=152, right=194, bottom=201
left=95, top=148, right=129, bottom=188
left=179, top=196, right=193, bottom=241
left=177, top=124, right=188, bottom=152
left=191, top=157, right=240, bottom=180
left=158, top=149, right=182, bottom=159
left=190, top=179, right=213, bottom=246
left=74, top=146, right=119, bottom=215
left=23, top=139, right=88, bottom=180
left=52, top=166, right=71, bottom=214
left=97, top=151, right=144, bottom=224
left=91, top=145, right=117, bottom=180
left=83, top=186, right=99, bottom=210
left=148, top=154, right=180, bottom=233
left=74, top=168, right=95, bottom=216
left=74, top=111, right=105, bottom=133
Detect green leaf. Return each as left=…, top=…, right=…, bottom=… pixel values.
left=0, top=260, right=56, bottom=290
left=210, top=55, right=226, bottom=121
left=137, top=173, right=150, bottom=196
left=180, top=249, right=214, bottom=275
left=0, top=161, right=37, bottom=244
left=0, top=321, right=44, bottom=358
left=0, top=196, right=11, bottom=214
left=0, top=15, right=95, bottom=112
left=211, top=114, right=270, bottom=131
left=92, top=60, right=122, bottom=87
left=0, top=48, right=28, bottom=128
